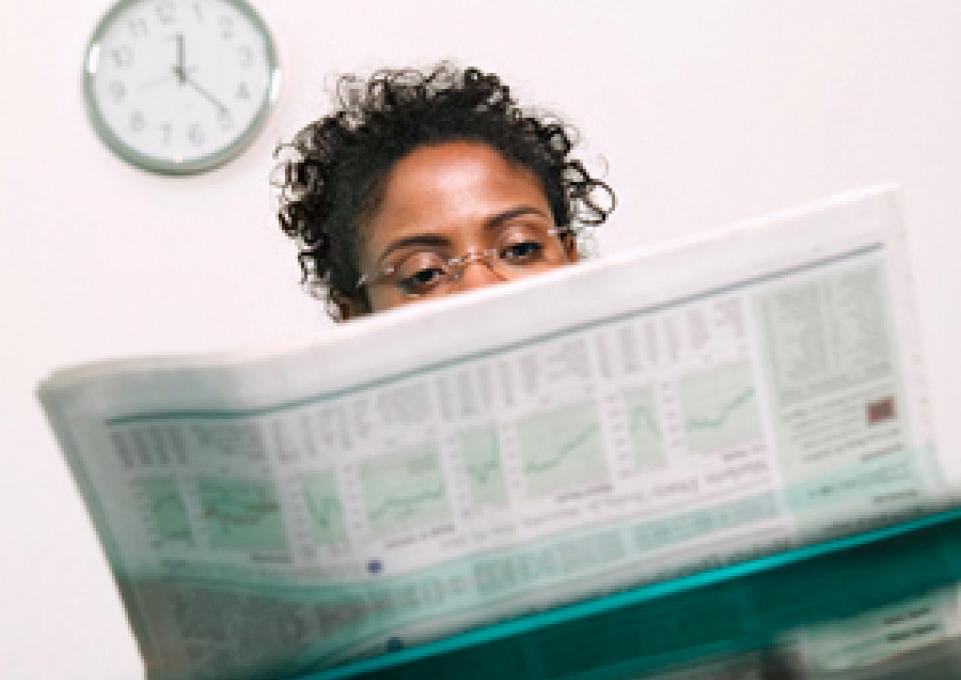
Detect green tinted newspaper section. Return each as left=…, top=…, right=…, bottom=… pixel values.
left=197, top=477, right=287, bottom=552
left=623, top=386, right=666, bottom=469
left=142, top=477, right=194, bottom=546
left=460, top=429, right=509, bottom=508
left=680, top=361, right=762, bottom=455
left=517, top=402, right=608, bottom=497
left=360, top=446, right=450, bottom=534
left=301, top=471, right=349, bottom=546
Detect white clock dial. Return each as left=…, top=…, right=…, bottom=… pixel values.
left=84, top=0, right=280, bottom=174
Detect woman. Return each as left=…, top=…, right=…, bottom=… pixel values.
left=274, top=63, right=616, bottom=321
left=271, top=66, right=817, bottom=680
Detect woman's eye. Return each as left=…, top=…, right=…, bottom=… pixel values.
left=501, top=241, right=545, bottom=262
left=398, top=267, right=447, bottom=294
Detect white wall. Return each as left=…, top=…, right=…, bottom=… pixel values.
left=3, top=1, right=961, bottom=677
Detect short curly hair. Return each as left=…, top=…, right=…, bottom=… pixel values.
left=273, top=63, right=615, bottom=320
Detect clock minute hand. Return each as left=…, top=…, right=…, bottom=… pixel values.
left=183, top=75, right=229, bottom=114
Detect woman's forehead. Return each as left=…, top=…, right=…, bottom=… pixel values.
left=364, top=141, right=551, bottom=242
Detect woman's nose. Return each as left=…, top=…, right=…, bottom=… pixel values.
left=455, top=252, right=506, bottom=292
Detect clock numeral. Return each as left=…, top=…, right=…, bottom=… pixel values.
left=128, top=17, right=150, bottom=38
left=238, top=46, right=253, bottom=68
left=192, top=1, right=205, bottom=21
left=159, top=123, right=172, bottom=145
left=236, top=82, right=251, bottom=100
left=155, top=1, right=176, bottom=24
left=217, top=109, right=233, bottom=130
left=108, top=80, right=126, bottom=102
left=111, top=46, right=134, bottom=68
left=219, top=16, right=234, bottom=39
left=188, top=123, right=205, bottom=147
left=131, top=111, right=146, bottom=132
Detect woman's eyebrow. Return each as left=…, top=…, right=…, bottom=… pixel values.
left=484, top=206, right=550, bottom=230
left=377, top=233, right=451, bottom=265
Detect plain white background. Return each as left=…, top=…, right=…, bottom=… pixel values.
left=3, top=1, right=961, bottom=677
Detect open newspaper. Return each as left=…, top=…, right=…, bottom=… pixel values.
left=39, top=186, right=951, bottom=679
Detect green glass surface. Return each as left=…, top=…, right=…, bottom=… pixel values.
left=294, top=505, right=961, bottom=680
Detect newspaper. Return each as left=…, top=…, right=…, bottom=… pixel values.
left=38, top=186, right=951, bottom=679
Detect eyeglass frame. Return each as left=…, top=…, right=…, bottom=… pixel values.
left=356, top=225, right=576, bottom=296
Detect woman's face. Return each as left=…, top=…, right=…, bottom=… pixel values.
left=349, top=141, right=576, bottom=318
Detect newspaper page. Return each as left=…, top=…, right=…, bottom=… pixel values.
left=38, top=186, right=949, bottom=680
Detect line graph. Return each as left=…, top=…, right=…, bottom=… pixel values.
left=517, top=403, right=608, bottom=496
left=679, top=361, right=761, bottom=454
left=197, top=477, right=287, bottom=551
left=301, top=471, right=348, bottom=546
left=686, top=388, right=754, bottom=431
left=461, top=429, right=508, bottom=507
left=624, top=387, right=666, bottom=468
left=142, top=477, right=193, bottom=545
left=361, top=446, right=450, bottom=533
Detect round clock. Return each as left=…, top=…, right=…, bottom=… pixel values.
left=83, top=0, right=281, bottom=174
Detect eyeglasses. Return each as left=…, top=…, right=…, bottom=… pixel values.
left=357, top=224, right=573, bottom=298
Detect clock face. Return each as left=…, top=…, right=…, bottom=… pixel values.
left=84, top=0, right=280, bottom=174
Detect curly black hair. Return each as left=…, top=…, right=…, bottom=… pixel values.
left=273, top=63, right=615, bottom=320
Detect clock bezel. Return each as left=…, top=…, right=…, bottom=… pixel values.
left=83, top=0, right=281, bottom=176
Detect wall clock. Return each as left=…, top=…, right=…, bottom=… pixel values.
left=83, top=0, right=281, bottom=174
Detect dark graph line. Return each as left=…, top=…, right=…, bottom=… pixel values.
left=524, top=421, right=600, bottom=475
left=685, top=387, right=755, bottom=432
left=200, top=486, right=279, bottom=534
left=158, top=529, right=192, bottom=541
left=368, top=486, right=445, bottom=523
